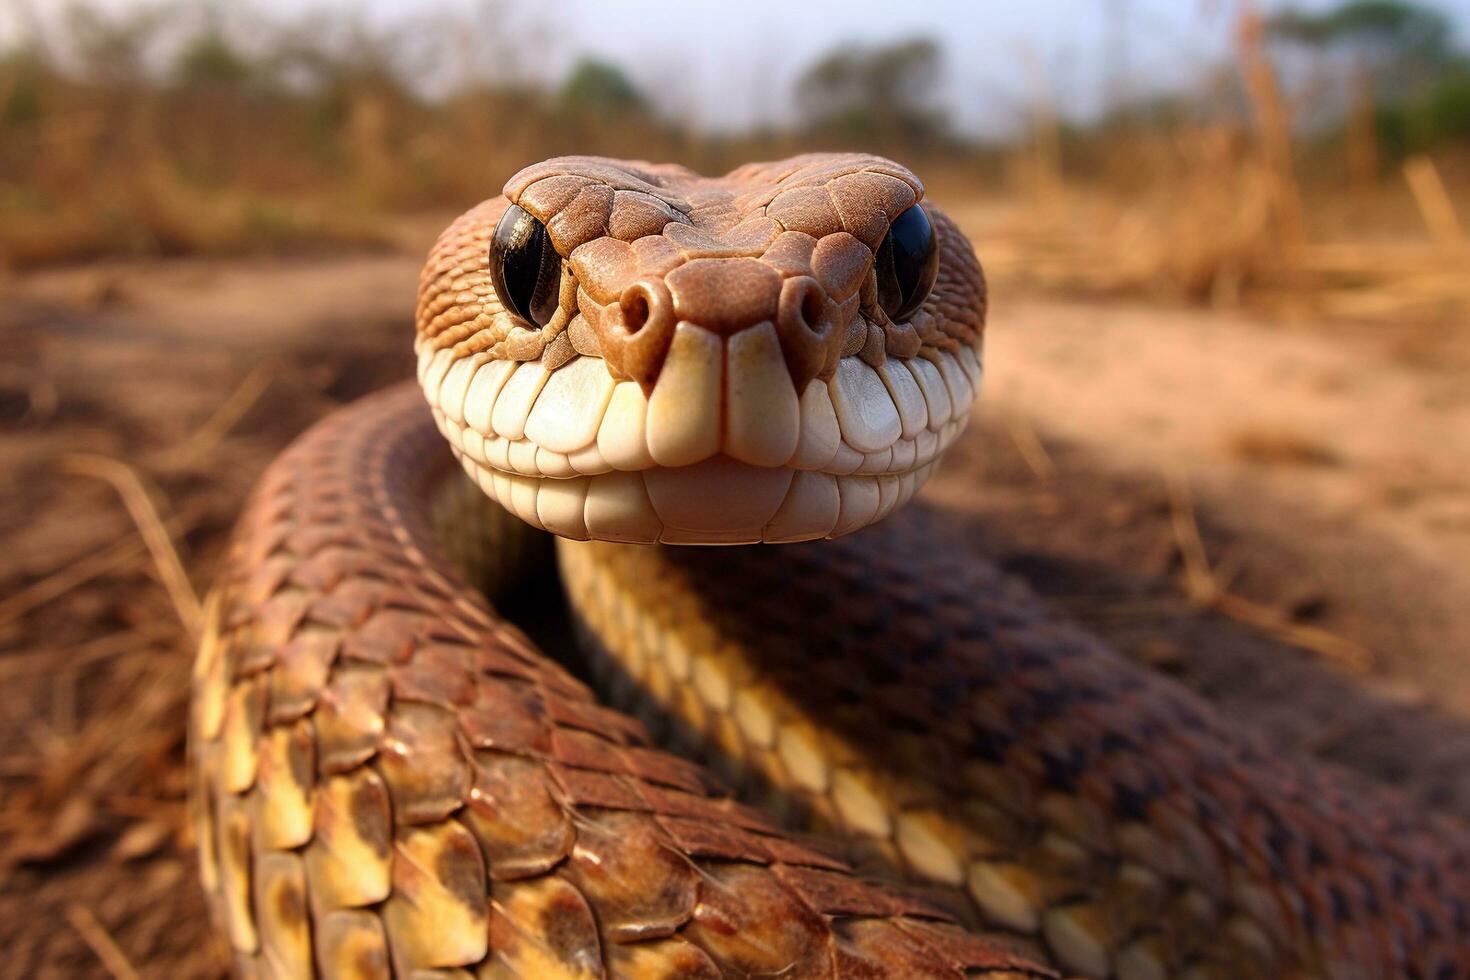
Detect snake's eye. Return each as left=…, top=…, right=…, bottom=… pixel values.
left=874, top=204, right=939, bottom=322
left=489, top=204, right=562, bottom=328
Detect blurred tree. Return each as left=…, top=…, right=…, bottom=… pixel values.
left=172, top=31, right=255, bottom=91
left=0, top=53, right=48, bottom=128
left=1267, top=2, right=1470, bottom=161
left=796, top=37, right=946, bottom=144
left=1267, top=1, right=1455, bottom=96
left=558, top=58, right=646, bottom=120
left=1268, top=2, right=1452, bottom=62
left=1375, top=69, right=1470, bottom=152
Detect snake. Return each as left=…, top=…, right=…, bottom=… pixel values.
left=188, top=154, right=1470, bottom=980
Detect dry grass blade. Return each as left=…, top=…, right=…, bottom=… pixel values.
left=1006, top=408, right=1056, bottom=483
left=1166, top=474, right=1220, bottom=605
left=1236, top=9, right=1303, bottom=252
left=60, top=454, right=203, bottom=638
left=1167, top=472, right=1372, bottom=671
left=1213, top=593, right=1373, bottom=672
left=164, top=359, right=278, bottom=468
left=1403, top=155, right=1467, bottom=252
left=65, top=904, right=141, bottom=980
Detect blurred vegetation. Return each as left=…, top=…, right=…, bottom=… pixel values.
left=558, top=59, right=647, bottom=122
left=1267, top=1, right=1470, bottom=155
left=0, top=0, right=1466, bottom=321
left=796, top=37, right=949, bottom=148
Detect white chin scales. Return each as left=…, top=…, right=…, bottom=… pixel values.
left=451, top=452, right=953, bottom=545
left=419, top=336, right=980, bottom=543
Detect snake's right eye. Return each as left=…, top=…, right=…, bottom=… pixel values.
left=489, top=204, right=563, bottom=328
left=874, top=204, right=939, bottom=323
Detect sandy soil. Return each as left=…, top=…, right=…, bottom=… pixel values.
left=982, top=294, right=1470, bottom=705
left=1, top=238, right=1467, bottom=976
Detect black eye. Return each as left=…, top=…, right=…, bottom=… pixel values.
left=489, top=204, right=563, bottom=327
left=873, top=204, right=939, bottom=322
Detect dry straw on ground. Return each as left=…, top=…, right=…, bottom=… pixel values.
left=969, top=12, right=1470, bottom=324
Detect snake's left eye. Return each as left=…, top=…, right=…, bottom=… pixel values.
left=874, top=204, right=939, bottom=322
left=489, top=204, right=562, bottom=328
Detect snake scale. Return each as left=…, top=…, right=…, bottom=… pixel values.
left=189, top=155, right=1470, bottom=979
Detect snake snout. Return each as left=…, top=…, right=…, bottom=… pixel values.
left=605, top=259, right=840, bottom=399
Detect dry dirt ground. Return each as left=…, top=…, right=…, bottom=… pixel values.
left=1, top=229, right=1468, bottom=976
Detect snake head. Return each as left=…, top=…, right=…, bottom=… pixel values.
left=415, top=153, right=986, bottom=544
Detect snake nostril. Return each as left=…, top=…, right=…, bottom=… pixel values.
left=774, top=276, right=837, bottom=392
left=620, top=291, right=650, bottom=334
left=780, top=276, right=830, bottom=338
left=619, top=279, right=671, bottom=338
left=614, top=278, right=678, bottom=391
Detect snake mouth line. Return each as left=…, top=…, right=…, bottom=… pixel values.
left=421, top=340, right=979, bottom=542
left=448, top=437, right=954, bottom=544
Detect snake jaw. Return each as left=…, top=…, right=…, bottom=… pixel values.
left=418, top=334, right=981, bottom=545
left=415, top=154, right=986, bottom=545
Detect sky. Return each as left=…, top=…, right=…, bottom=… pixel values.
left=8, top=0, right=1470, bottom=136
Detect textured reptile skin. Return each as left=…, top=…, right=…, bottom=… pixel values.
left=192, top=154, right=1470, bottom=979
left=559, top=529, right=1470, bottom=978
left=189, top=384, right=1055, bottom=979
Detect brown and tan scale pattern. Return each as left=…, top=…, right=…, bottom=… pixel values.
left=195, top=153, right=1470, bottom=979
left=556, top=526, right=1470, bottom=980
left=189, top=384, right=1057, bottom=979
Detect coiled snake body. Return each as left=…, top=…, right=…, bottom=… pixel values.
left=190, top=155, right=1470, bottom=979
